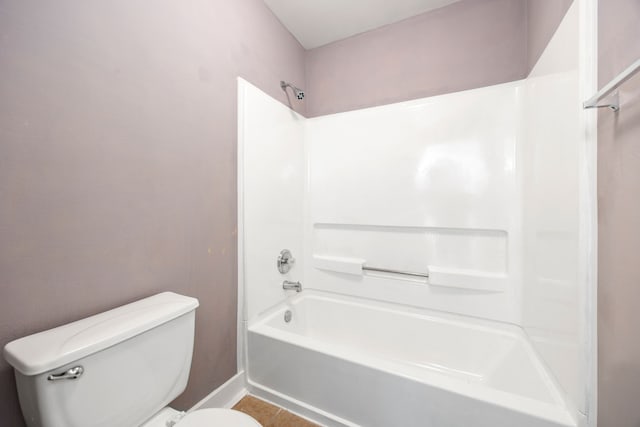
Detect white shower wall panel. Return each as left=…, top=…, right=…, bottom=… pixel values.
left=522, top=2, right=588, bottom=418
left=304, top=82, right=524, bottom=323
left=238, top=78, right=306, bottom=322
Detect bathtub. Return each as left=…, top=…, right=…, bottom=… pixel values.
left=247, top=291, right=576, bottom=427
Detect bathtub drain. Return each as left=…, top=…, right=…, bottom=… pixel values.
left=284, top=310, right=292, bottom=323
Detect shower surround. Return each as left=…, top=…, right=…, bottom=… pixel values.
left=238, top=1, right=595, bottom=426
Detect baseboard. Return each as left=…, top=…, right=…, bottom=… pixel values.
left=248, top=380, right=356, bottom=427
left=190, top=371, right=247, bottom=411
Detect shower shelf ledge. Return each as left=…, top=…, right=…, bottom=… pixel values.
left=312, top=255, right=507, bottom=292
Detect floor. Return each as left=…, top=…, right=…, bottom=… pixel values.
left=233, top=395, right=320, bottom=427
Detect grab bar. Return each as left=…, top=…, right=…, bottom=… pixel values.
left=362, top=265, right=429, bottom=279
left=584, top=58, right=640, bottom=112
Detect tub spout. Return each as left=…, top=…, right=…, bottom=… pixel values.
left=283, top=280, right=302, bottom=292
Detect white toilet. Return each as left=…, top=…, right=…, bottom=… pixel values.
left=4, top=292, right=260, bottom=427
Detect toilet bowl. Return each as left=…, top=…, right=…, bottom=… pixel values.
left=4, top=292, right=260, bottom=427
left=177, top=409, right=261, bottom=427
left=142, top=407, right=261, bottom=427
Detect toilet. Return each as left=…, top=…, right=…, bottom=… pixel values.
left=3, top=292, right=260, bottom=427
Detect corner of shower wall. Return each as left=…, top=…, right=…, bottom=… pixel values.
left=239, top=73, right=528, bottom=330
left=521, top=0, right=597, bottom=424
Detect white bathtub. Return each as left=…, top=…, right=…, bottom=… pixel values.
left=247, top=291, right=576, bottom=427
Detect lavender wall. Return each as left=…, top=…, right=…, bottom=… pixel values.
left=303, top=0, right=574, bottom=118
left=0, top=1, right=304, bottom=425
left=597, top=1, right=640, bottom=426
left=525, top=0, right=574, bottom=72
left=304, top=0, right=528, bottom=117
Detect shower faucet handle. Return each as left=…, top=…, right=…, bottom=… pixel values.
left=277, top=249, right=295, bottom=274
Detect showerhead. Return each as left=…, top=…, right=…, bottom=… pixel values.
left=280, top=81, right=305, bottom=100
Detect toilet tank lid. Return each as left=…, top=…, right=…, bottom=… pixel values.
left=4, top=292, right=199, bottom=376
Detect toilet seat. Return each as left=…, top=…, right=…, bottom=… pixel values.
left=178, top=408, right=261, bottom=427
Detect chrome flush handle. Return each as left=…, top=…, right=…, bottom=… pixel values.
left=47, top=366, right=84, bottom=381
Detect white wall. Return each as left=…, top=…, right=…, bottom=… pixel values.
left=238, top=78, right=305, bottom=323
left=522, top=1, right=591, bottom=420
left=304, top=82, right=524, bottom=323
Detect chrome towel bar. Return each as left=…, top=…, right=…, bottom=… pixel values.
left=362, top=265, right=429, bottom=279
left=584, top=58, right=640, bottom=112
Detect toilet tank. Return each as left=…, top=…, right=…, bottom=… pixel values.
left=4, top=292, right=199, bottom=427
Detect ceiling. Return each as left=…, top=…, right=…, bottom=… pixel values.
left=264, top=0, right=463, bottom=50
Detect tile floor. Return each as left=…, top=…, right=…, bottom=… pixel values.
left=232, top=395, right=320, bottom=427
